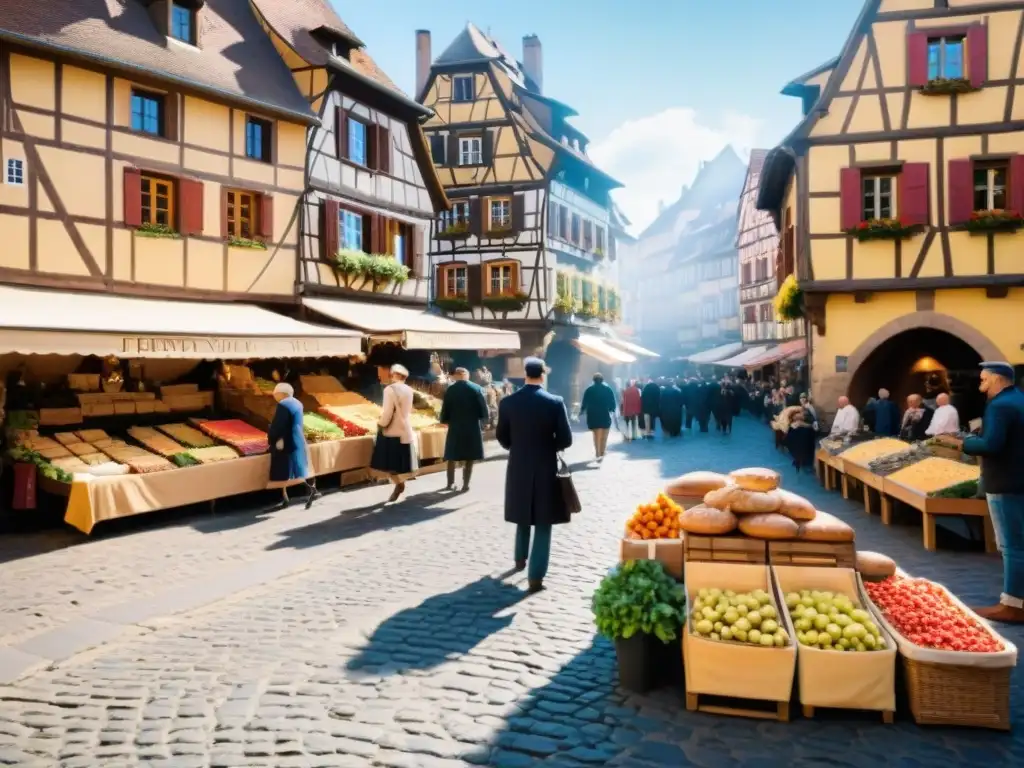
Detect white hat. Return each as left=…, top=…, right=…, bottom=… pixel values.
left=390, top=364, right=410, bottom=378
left=273, top=382, right=294, bottom=397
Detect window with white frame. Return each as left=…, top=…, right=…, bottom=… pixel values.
left=443, top=265, right=467, bottom=296
left=862, top=174, right=895, bottom=220
left=6, top=158, right=24, bottom=186
left=340, top=209, right=363, bottom=251
left=459, top=136, right=482, bottom=166
left=452, top=76, right=474, bottom=103
left=489, top=263, right=514, bottom=294
left=489, top=198, right=511, bottom=230
left=439, top=201, right=470, bottom=233
left=973, top=163, right=1007, bottom=211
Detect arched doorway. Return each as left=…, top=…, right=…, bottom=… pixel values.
left=848, top=328, right=987, bottom=422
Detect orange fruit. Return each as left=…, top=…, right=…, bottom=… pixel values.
left=646, top=520, right=658, bottom=531
left=654, top=509, right=664, bottom=522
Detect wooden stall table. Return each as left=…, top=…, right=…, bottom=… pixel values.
left=841, top=461, right=885, bottom=515
left=815, top=448, right=843, bottom=493
left=63, top=436, right=373, bottom=534
left=881, top=477, right=997, bottom=553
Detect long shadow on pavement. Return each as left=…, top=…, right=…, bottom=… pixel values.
left=346, top=576, right=527, bottom=675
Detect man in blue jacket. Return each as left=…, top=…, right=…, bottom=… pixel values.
left=963, top=361, right=1024, bottom=623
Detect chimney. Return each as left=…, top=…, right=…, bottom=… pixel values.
left=522, top=34, right=542, bottom=93
left=415, top=30, right=431, bottom=99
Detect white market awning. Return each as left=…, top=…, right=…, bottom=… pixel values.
left=0, top=285, right=362, bottom=359
left=604, top=337, right=660, bottom=358
left=714, top=346, right=768, bottom=367
left=574, top=334, right=637, bottom=365
left=302, top=297, right=520, bottom=351
left=685, top=342, right=744, bottom=364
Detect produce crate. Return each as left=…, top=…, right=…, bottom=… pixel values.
left=81, top=403, right=114, bottom=418
left=38, top=408, right=82, bottom=426
left=67, top=373, right=100, bottom=391
left=619, top=538, right=683, bottom=581
left=860, top=574, right=1016, bottom=730
left=683, top=561, right=796, bottom=721
left=773, top=565, right=895, bottom=721
left=768, top=540, right=856, bottom=569
left=163, top=392, right=215, bottom=412
left=684, top=533, right=767, bottom=565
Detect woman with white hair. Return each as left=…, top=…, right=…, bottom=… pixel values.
left=371, top=363, right=418, bottom=502
left=267, top=382, right=319, bottom=510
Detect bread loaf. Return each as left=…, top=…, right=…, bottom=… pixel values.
left=665, top=471, right=729, bottom=500
left=728, top=467, right=781, bottom=492
left=797, top=510, right=856, bottom=542
left=678, top=504, right=738, bottom=535
left=737, top=513, right=800, bottom=540
left=856, top=550, right=896, bottom=580
left=775, top=489, right=816, bottom=522
left=703, top=485, right=782, bottom=514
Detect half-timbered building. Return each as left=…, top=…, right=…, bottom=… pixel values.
left=758, top=0, right=1024, bottom=423
left=414, top=25, right=626, bottom=395
left=0, top=0, right=317, bottom=304
left=253, top=0, right=453, bottom=328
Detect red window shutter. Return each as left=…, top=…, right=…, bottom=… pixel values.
left=469, top=198, right=483, bottom=236
left=336, top=107, right=348, bottom=159
left=1008, top=154, right=1024, bottom=215
left=322, top=200, right=340, bottom=257
left=839, top=167, right=862, bottom=230
left=258, top=194, right=274, bottom=240
left=907, top=32, right=929, bottom=87
left=947, top=158, right=974, bottom=224
left=123, top=167, right=142, bottom=227
left=967, top=25, right=988, bottom=89
left=481, top=129, right=494, bottom=165
left=376, top=126, right=391, bottom=174
left=178, top=178, right=204, bottom=236
left=898, top=162, right=929, bottom=226
left=511, top=194, right=525, bottom=231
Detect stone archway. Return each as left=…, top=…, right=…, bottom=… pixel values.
left=845, top=311, right=1007, bottom=375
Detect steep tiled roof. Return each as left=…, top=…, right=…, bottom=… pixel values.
left=253, top=0, right=400, bottom=93
left=0, top=0, right=315, bottom=122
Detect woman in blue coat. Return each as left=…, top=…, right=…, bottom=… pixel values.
left=580, top=373, right=617, bottom=460
left=267, top=382, right=319, bottom=511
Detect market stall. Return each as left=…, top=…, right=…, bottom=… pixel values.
left=594, top=466, right=1016, bottom=729
left=815, top=435, right=994, bottom=552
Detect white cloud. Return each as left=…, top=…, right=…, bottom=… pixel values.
left=589, top=108, right=762, bottom=234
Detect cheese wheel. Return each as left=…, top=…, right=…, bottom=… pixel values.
left=776, top=489, right=816, bottom=522
left=797, top=510, right=856, bottom=542
left=678, top=504, right=738, bottom=535
left=728, top=467, right=781, bottom=492
left=738, top=513, right=800, bottom=540
left=703, top=485, right=783, bottom=514
left=665, top=471, right=729, bottom=500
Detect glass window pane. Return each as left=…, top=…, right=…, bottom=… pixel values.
left=878, top=177, right=891, bottom=194
left=928, top=42, right=941, bottom=81
left=993, top=187, right=1007, bottom=209
left=993, top=168, right=1007, bottom=187
left=974, top=188, right=988, bottom=211
left=973, top=168, right=988, bottom=188
left=945, top=40, right=963, bottom=78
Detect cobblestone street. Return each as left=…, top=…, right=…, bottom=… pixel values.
left=0, top=417, right=1021, bottom=767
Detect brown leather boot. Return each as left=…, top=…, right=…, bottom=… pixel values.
left=974, top=603, right=1024, bottom=623
left=527, top=579, right=545, bottom=594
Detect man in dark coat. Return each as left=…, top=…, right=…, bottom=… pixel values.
left=962, top=361, right=1024, bottom=623
left=497, top=357, right=573, bottom=594
left=684, top=376, right=700, bottom=429
left=716, top=377, right=736, bottom=435
left=640, top=377, right=661, bottom=439
left=659, top=379, right=685, bottom=437
left=440, top=367, right=489, bottom=492
left=697, top=378, right=714, bottom=432
left=872, top=388, right=901, bottom=436
left=580, top=373, right=617, bottom=460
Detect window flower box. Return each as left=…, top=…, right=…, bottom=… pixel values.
left=553, top=293, right=580, bottom=315
left=844, top=217, right=920, bottom=241
left=577, top=299, right=601, bottom=319
left=227, top=236, right=267, bottom=250
left=135, top=222, right=180, bottom=239
left=330, top=249, right=410, bottom=289
left=434, top=295, right=471, bottom=312
left=962, top=209, right=1024, bottom=234
left=920, top=77, right=977, bottom=95
left=482, top=291, right=528, bottom=312
left=436, top=222, right=470, bottom=240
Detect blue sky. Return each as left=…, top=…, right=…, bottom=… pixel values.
left=332, top=0, right=863, bottom=231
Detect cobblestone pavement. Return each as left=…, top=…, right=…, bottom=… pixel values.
left=0, top=417, right=1021, bottom=767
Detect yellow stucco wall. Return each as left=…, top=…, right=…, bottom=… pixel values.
left=2, top=53, right=306, bottom=297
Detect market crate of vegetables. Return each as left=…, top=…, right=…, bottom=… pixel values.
left=863, top=574, right=1016, bottom=729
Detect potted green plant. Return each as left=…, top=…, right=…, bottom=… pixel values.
left=363, top=254, right=410, bottom=289
left=482, top=291, right=528, bottom=312
left=963, top=208, right=1024, bottom=234
left=331, top=249, right=369, bottom=284
left=591, top=559, right=686, bottom=693
left=434, top=294, right=471, bottom=312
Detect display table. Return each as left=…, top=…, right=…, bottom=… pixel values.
left=881, top=477, right=996, bottom=553
left=64, top=436, right=373, bottom=534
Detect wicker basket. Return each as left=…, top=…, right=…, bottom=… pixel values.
left=903, top=656, right=1011, bottom=730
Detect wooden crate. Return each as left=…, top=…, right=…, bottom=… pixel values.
left=38, top=408, right=82, bottom=426
left=160, top=383, right=199, bottom=397
left=768, top=540, right=856, bottom=569
left=683, top=533, right=767, bottom=564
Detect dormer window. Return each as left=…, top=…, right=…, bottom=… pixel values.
left=927, top=36, right=964, bottom=80
left=170, top=2, right=196, bottom=45
left=452, top=76, right=474, bottom=103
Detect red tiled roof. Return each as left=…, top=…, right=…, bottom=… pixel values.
left=0, top=0, right=315, bottom=122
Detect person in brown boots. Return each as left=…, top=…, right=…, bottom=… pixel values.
left=440, top=367, right=488, bottom=492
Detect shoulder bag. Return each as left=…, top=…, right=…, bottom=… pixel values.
left=557, top=453, right=582, bottom=515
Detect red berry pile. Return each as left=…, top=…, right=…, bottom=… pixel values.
left=864, top=576, right=1003, bottom=653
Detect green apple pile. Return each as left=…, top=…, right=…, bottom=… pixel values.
left=786, top=590, right=887, bottom=652
left=689, top=588, right=790, bottom=647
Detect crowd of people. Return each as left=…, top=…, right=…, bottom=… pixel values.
left=828, top=388, right=963, bottom=440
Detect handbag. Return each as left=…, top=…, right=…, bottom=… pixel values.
left=557, top=453, right=582, bottom=515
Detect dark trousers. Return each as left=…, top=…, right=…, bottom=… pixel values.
left=685, top=411, right=693, bottom=429
left=698, top=415, right=709, bottom=433
left=446, top=460, right=474, bottom=488
left=720, top=415, right=733, bottom=434
left=515, top=524, right=552, bottom=581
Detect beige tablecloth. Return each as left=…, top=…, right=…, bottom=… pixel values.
left=417, top=426, right=448, bottom=461
left=64, top=437, right=373, bottom=534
